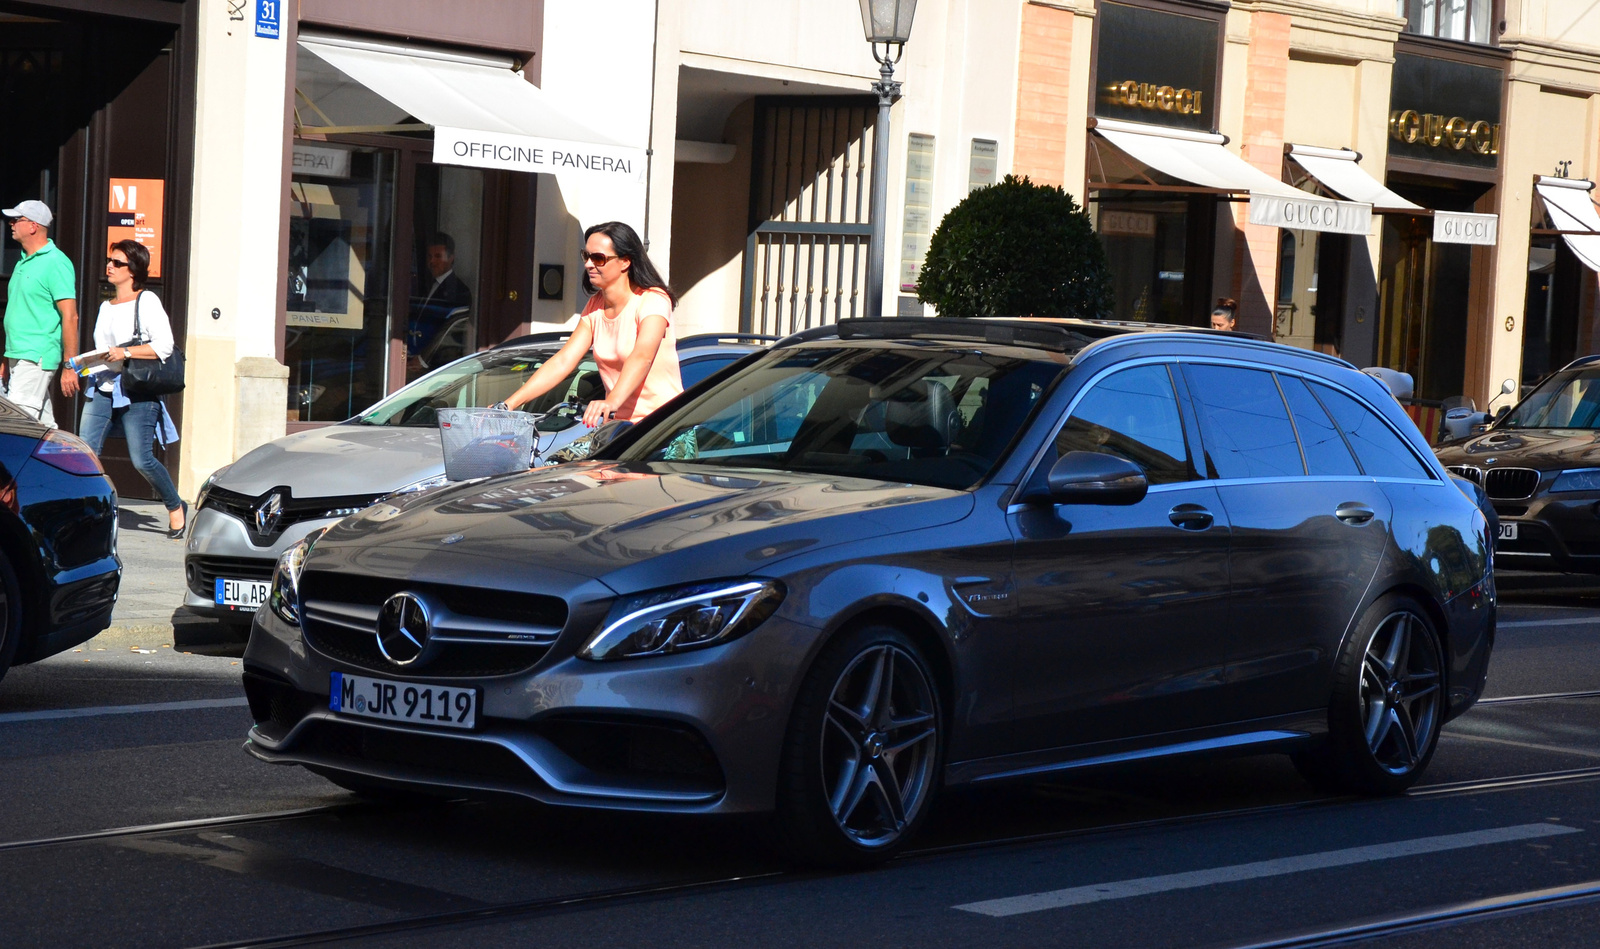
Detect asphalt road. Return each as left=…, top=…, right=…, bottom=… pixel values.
left=0, top=594, right=1596, bottom=948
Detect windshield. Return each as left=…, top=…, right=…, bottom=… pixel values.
left=615, top=343, right=1067, bottom=490
left=1500, top=369, right=1600, bottom=429
left=355, top=349, right=599, bottom=428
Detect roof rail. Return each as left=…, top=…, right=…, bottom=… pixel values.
left=1560, top=354, right=1600, bottom=371
left=678, top=333, right=781, bottom=347
left=1074, top=329, right=1359, bottom=371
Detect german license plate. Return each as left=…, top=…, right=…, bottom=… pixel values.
left=215, top=577, right=271, bottom=611
left=329, top=671, right=478, bottom=730
left=1498, top=522, right=1519, bottom=541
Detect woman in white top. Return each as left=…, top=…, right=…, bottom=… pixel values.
left=78, top=240, right=186, bottom=537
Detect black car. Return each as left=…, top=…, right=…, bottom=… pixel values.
left=0, top=397, right=120, bottom=683
left=243, top=318, right=1494, bottom=865
left=1437, top=354, right=1600, bottom=573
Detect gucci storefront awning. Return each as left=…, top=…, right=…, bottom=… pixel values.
left=297, top=33, right=644, bottom=184
left=1089, top=118, right=1371, bottom=235
left=1535, top=176, right=1600, bottom=272
left=1285, top=144, right=1499, bottom=246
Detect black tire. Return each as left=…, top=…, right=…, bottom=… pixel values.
left=1294, top=594, right=1445, bottom=795
left=773, top=624, right=942, bottom=867
left=0, top=550, right=21, bottom=685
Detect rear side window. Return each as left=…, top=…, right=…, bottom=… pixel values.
left=1051, top=364, right=1192, bottom=484
left=1278, top=375, right=1361, bottom=476
left=1184, top=365, right=1305, bottom=479
left=1310, top=383, right=1432, bottom=480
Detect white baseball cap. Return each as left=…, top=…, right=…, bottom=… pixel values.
left=2, top=200, right=54, bottom=228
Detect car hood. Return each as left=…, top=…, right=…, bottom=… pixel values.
left=1436, top=427, right=1600, bottom=471
left=314, top=461, right=974, bottom=595
left=216, top=424, right=446, bottom=498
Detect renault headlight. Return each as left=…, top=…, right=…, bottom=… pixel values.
left=381, top=473, right=450, bottom=500
left=1551, top=468, right=1600, bottom=493
left=580, top=579, right=785, bottom=661
left=268, top=526, right=331, bottom=626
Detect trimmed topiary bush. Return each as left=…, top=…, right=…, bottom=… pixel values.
left=915, top=175, right=1113, bottom=319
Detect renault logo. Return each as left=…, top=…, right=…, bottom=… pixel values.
left=255, top=492, right=285, bottom=535
left=377, top=592, right=433, bottom=666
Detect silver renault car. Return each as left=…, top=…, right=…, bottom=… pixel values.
left=185, top=333, right=770, bottom=633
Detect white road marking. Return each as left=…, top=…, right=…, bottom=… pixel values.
left=1442, top=731, right=1600, bottom=760
left=953, top=823, right=1581, bottom=918
left=1498, top=617, right=1600, bottom=628
left=0, top=697, right=249, bottom=724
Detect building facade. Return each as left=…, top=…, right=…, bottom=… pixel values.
left=5, top=0, right=1600, bottom=502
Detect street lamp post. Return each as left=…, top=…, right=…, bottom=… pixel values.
left=859, top=0, right=917, bottom=319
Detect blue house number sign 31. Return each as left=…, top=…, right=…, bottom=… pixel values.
left=256, top=0, right=281, bottom=39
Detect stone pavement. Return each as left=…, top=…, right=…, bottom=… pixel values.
left=109, top=498, right=228, bottom=643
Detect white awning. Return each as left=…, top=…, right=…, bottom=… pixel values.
left=1286, top=145, right=1423, bottom=214
left=299, top=34, right=645, bottom=183
left=1092, top=119, right=1372, bottom=235
left=1094, top=119, right=1302, bottom=197
left=1535, top=176, right=1600, bottom=272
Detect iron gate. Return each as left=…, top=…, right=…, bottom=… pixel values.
left=740, top=97, right=878, bottom=335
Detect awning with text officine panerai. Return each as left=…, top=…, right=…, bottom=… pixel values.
left=297, top=33, right=644, bottom=186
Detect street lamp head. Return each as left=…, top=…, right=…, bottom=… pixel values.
left=859, top=0, right=917, bottom=46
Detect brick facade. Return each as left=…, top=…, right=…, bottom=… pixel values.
left=1013, top=3, right=1075, bottom=187
left=1232, top=11, right=1291, bottom=337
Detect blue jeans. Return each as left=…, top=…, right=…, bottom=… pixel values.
left=80, top=395, right=183, bottom=512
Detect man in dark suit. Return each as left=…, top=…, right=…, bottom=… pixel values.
left=407, top=232, right=472, bottom=376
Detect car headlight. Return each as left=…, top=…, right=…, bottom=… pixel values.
left=268, top=526, right=331, bottom=626
left=1551, top=468, right=1600, bottom=493
left=580, top=579, right=785, bottom=661
left=381, top=473, right=450, bottom=500
left=195, top=464, right=232, bottom=511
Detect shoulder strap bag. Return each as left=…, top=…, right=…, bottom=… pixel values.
left=119, top=291, right=187, bottom=397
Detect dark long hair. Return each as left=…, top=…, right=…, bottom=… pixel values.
left=111, top=239, right=150, bottom=290
left=581, top=221, right=676, bottom=304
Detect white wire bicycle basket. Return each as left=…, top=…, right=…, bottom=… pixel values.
left=436, top=407, right=538, bottom=481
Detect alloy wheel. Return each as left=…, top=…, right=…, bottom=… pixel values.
left=820, top=644, right=938, bottom=848
left=1358, top=610, right=1442, bottom=775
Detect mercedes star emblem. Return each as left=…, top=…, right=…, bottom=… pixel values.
left=376, top=592, right=433, bottom=666
left=255, top=492, right=285, bottom=535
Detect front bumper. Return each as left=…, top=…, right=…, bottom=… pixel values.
left=1491, top=490, right=1600, bottom=573
left=183, top=507, right=341, bottom=621
left=241, top=603, right=814, bottom=814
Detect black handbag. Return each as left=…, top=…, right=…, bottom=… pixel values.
left=119, top=291, right=186, bottom=397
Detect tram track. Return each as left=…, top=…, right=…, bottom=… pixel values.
left=1212, top=878, right=1600, bottom=948
left=147, top=762, right=1600, bottom=949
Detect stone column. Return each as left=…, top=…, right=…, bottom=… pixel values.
left=1231, top=11, right=1291, bottom=339
left=179, top=0, right=290, bottom=496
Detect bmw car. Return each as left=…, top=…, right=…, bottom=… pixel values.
left=0, top=396, right=120, bottom=683
left=242, top=318, right=1494, bottom=865
left=1437, top=354, right=1600, bottom=573
left=186, top=333, right=772, bottom=633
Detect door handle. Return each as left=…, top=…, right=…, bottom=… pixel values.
left=1168, top=504, right=1213, bottom=531
left=1335, top=502, right=1376, bottom=525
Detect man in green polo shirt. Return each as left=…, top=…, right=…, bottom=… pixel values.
left=3, top=200, right=79, bottom=426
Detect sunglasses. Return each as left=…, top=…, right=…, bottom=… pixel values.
left=581, top=252, right=620, bottom=267
left=105, top=258, right=131, bottom=269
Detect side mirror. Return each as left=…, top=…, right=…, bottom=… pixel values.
left=589, top=418, right=634, bottom=449
left=1494, top=405, right=1510, bottom=421
left=1032, top=451, right=1148, bottom=506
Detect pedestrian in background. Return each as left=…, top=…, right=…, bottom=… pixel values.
left=1210, top=297, right=1238, bottom=332
left=78, top=240, right=186, bottom=538
left=501, top=221, right=682, bottom=427
left=2, top=200, right=79, bottom=424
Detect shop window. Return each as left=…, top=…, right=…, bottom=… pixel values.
left=1521, top=239, right=1583, bottom=386
left=1094, top=198, right=1214, bottom=326
left=286, top=146, right=396, bottom=422
left=407, top=163, right=486, bottom=383
left=1398, top=0, right=1494, bottom=45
